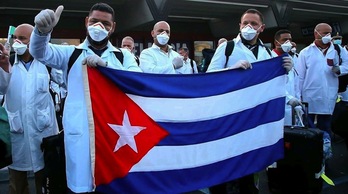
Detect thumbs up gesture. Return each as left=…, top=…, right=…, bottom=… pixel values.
left=34, top=5, right=64, bottom=34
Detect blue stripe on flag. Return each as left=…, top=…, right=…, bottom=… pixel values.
left=97, top=55, right=285, bottom=98
left=157, top=98, right=284, bottom=145
left=96, top=139, right=283, bottom=194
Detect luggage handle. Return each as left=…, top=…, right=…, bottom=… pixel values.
left=291, top=102, right=309, bottom=128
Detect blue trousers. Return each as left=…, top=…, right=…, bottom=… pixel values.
left=308, top=114, right=332, bottom=137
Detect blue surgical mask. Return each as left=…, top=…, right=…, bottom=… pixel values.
left=333, top=39, right=342, bottom=45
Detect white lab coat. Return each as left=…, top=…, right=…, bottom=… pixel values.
left=29, top=28, right=141, bottom=193
left=0, top=55, right=58, bottom=173
left=272, top=50, right=300, bottom=126
left=207, top=35, right=277, bottom=72
left=297, top=43, right=348, bottom=114
left=139, top=44, right=180, bottom=74
left=176, top=58, right=199, bottom=74
left=283, top=69, right=299, bottom=126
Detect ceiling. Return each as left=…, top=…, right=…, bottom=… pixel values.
left=1, top=0, right=348, bottom=42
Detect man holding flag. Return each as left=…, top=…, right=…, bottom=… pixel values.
left=29, top=3, right=141, bottom=193
left=207, top=8, right=293, bottom=194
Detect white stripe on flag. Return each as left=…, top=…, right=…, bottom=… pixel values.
left=127, top=76, right=285, bottom=122
left=130, top=119, right=283, bottom=172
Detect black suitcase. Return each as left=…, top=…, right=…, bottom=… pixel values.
left=267, top=102, right=324, bottom=194
left=331, top=100, right=348, bottom=149
left=41, top=131, right=67, bottom=194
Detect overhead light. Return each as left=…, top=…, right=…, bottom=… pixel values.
left=288, top=0, right=348, bottom=9
left=168, top=15, right=213, bottom=20
left=293, top=8, right=348, bottom=16
left=0, top=7, right=88, bottom=13
left=185, top=0, right=268, bottom=8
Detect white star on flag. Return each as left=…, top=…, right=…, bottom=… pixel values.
left=108, top=110, right=146, bottom=153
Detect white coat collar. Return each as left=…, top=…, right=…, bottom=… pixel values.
left=151, top=43, right=174, bottom=53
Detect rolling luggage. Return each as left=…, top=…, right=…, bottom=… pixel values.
left=331, top=100, right=348, bottom=149
left=41, top=131, right=67, bottom=194
left=267, top=102, right=324, bottom=194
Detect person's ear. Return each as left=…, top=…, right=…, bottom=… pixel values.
left=259, top=24, right=265, bottom=33
left=85, top=17, right=89, bottom=29
left=110, top=22, right=116, bottom=34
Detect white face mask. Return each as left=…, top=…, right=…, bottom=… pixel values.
left=290, top=47, right=296, bottom=53
left=87, top=22, right=109, bottom=42
left=156, top=32, right=170, bottom=45
left=321, top=34, right=332, bottom=45
left=316, top=29, right=331, bottom=45
left=279, top=40, right=292, bottom=53
left=241, top=25, right=259, bottom=41
left=12, top=40, right=28, bottom=55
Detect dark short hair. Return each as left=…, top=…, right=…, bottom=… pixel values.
left=89, top=3, right=115, bottom=21
left=241, top=9, right=264, bottom=23
left=274, top=29, right=292, bottom=41
left=179, top=47, right=189, bottom=52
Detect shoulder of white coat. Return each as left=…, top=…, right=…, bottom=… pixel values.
left=298, top=44, right=312, bottom=56
left=139, top=47, right=152, bottom=58
left=169, top=49, right=180, bottom=57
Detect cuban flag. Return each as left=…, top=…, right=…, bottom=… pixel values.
left=83, top=56, right=287, bottom=194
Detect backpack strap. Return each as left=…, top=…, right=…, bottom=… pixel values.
left=9, top=54, right=15, bottom=66
left=265, top=47, right=273, bottom=57
left=333, top=44, right=348, bottom=92
left=223, top=40, right=272, bottom=68
left=190, top=59, right=194, bottom=73
left=333, top=44, right=342, bottom=65
left=113, top=48, right=124, bottom=64
left=224, top=40, right=235, bottom=68
left=68, top=48, right=83, bottom=74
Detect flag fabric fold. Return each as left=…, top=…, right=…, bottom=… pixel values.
left=83, top=56, right=287, bottom=194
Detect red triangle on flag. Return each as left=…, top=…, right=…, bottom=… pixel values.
left=87, top=67, right=169, bottom=185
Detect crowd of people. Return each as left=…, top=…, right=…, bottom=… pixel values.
left=0, top=2, right=348, bottom=194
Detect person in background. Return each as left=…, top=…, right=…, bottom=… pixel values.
left=29, top=3, right=141, bottom=193
left=139, top=21, right=184, bottom=74
left=332, top=32, right=342, bottom=45
left=0, top=23, right=59, bottom=194
left=207, top=9, right=293, bottom=194
left=289, top=41, right=299, bottom=59
left=271, top=29, right=301, bottom=126
left=297, top=23, right=348, bottom=143
left=121, top=36, right=139, bottom=65
left=198, top=38, right=227, bottom=73
left=178, top=47, right=198, bottom=74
